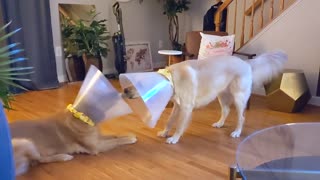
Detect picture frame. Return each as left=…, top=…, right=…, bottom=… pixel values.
left=125, top=42, right=153, bottom=72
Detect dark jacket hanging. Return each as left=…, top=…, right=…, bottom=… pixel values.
left=203, top=1, right=228, bottom=32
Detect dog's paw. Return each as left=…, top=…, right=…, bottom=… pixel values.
left=166, top=136, right=180, bottom=144
left=59, top=154, right=74, bottom=161
left=212, top=121, right=224, bottom=128
left=230, top=130, right=241, bottom=138
left=157, top=130, right=169, bottom=138
left=127, top=135, right=138, bottom=144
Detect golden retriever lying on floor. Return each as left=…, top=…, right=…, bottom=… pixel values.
left=10, top=111, right=137, bottom=176
left=123, top=51, right=287, bottom=144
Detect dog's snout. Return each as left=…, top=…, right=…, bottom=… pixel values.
left=124, top=88, right=129, bottom=94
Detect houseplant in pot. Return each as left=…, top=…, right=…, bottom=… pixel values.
left=73, top=12, right=110, bottom=73
left=60, top=16, right=85, bottom=82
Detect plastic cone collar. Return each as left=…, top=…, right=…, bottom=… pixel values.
left=72, top=65, right=132, bottom=124
left=119, top=72, right=173, bottom=128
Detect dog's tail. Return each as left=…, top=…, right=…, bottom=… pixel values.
left=12, top=138, right=40, bottom=176
left=249, top=50, right=288, bottom=87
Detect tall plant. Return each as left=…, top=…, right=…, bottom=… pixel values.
left=140, top=0, right=190, bottom=50
left=72, top=12, right=110, bottom=58
left=0, top=21, right=33, bottom=109
left=60, top=16, right=78, bottom=57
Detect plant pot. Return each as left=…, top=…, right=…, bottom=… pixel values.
left=65, top=55, right=85, bottom=82
left=82, top=53, right=103, bottom=73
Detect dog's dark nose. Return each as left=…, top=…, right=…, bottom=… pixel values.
left=124, top=88, right=129, bottom=94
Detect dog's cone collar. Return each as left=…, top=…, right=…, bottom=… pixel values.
left=119, top=72, right=174, bottom=128
left=72, top=65, right=132, bottom=124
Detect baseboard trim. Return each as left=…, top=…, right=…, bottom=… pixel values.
left=58, top=74, right=67, bottom=83
left=309, top=96, right=320, bottom=107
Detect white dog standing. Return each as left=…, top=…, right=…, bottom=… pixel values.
left=123, top=51, right=287, bottom=144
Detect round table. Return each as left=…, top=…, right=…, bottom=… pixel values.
left=235, top=123, right=320, bottom=180
left=158, top=50, right=182, bottom=66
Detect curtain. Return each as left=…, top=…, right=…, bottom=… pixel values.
left=1, top=0, right=59, bottom=91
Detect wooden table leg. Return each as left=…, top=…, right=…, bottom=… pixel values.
left=168, top=55, right=172, bottom=66
left=229, top=165, right=243, bottom=180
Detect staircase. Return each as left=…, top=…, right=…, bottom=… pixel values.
left=214, top=0, right=296, bottom=50
left=213, top=0, right=320, bottom=106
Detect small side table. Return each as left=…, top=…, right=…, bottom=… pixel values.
left=158, top=50, right=182, bottom=66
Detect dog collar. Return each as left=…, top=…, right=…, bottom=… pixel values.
left=157, top=68, right=173, bottom=86
left=66, top=104, right=95, bottom=126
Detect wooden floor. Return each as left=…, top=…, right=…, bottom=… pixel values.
left=6, top=80, right=320, bottom=180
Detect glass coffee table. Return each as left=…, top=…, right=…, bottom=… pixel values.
left=233, top=123, right=320, bottom=180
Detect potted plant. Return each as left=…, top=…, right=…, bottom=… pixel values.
left=72, top=11, right=110, bottom=73
left=60, top=16, right=85, bottom=82
left=0, top=22, right=33, bottom=109
left=0, top=21, right=33, bottom=179
left=140, top=0, right=191, bottom=50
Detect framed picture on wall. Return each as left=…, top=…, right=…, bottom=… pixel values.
left=125, top=42, right=153, bottom=72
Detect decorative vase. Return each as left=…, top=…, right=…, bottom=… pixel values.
left=82, top=53, right=103, bottom=73
left=65, top=55, right=85, bottom=82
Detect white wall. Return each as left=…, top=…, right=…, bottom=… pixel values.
left=117, top=0, right=170, bottom=69
left=50, top=0, right=170, bottom=82
left=186, top=0, right=219, bottom=31
left=239, top=0, right=320, bottom=106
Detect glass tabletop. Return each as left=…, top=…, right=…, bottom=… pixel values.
left=236, top=123, right=320, bottom=180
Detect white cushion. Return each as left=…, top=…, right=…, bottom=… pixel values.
left=198, top=32, right=235, bottom=60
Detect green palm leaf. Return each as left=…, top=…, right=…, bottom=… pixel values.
left=0, top=49, right=24, bottom=58
left=0, top=67, right=33, bottom=72
left=0, top=43, right=20, bottom=54
left=0, top=21, right=12, bottom=32
left=0, top=79, right=28, bottom=91
left=0, top=28, right=21, bottom=42
left=0, top=57, right=28, bottom=66
left=0, top=71, right=34, bottom=76
left=0, top=22, right=33, bottom=109
left=0, top=76, right=31, bottom=81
